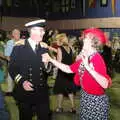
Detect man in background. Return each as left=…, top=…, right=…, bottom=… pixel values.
left=4, top=29, right=21, bottom=96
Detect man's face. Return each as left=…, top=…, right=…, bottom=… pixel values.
left=12, top=29, right=20, bottom=41
left=30, top=27, right=45, bottom=43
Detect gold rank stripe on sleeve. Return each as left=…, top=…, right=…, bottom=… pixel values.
left=15, top=74, right=22, bottom=83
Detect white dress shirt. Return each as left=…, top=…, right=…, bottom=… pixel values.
left=28, top=38, right=36, bottom=51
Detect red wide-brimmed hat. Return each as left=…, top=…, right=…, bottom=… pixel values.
left=83, top=28, right=108, bottom=44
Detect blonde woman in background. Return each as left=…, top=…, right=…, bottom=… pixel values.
left=53, top=33, right=76, bottom=113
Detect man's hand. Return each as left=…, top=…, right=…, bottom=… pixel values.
left=23, top=81, right=34, bottom=91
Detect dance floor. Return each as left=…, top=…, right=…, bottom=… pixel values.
left=1, top=73, right=120, bottom=120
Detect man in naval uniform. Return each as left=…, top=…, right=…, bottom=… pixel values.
left=8, top=19, right=51, bottom=120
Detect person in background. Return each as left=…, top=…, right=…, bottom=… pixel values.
left=8, top=19, right=51, bottom=120
left=0, top=54, right=10, bottom=120
left=4, top=29, right=21, bottom=96
left=42, top=28, right=112, bottom=120
left=53, top=33, right=76, bottom=113
left=101, top=41, right=113, bottom=77
left=0, top=90, right=10, bottom=120
left=113, top=48, right=120, bottom=73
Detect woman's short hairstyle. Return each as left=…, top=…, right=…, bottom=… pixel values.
left=83, top=28, right=108, bottom=45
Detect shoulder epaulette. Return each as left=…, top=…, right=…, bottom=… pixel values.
left=15, top=39, right=25, bottom=46
left=39, top=42, right=48, bottom=48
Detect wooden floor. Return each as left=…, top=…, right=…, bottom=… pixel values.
left=1, top=72, right=120, bottom=120
left=3, top=92, right=80, bottom=120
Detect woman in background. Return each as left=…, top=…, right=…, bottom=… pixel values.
left=53, top=33, right=76, bottom=113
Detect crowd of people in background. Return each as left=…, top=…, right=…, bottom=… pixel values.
left=0, top=22, right=81, bottom=120
left=0, top=19, right=119, bottom=120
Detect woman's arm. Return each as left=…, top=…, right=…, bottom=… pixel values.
left=57, top=48, right=62, bottom=62
left=48, top=46, right=57, bottom=53
left=42, top=53, right=73, bottom=73
left=0, top=53, right=8, bottom=61
left=86, top=65, right=109, bottom=89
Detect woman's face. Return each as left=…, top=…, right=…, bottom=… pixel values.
left=82, top=34, right=92, bottom=50
left=56, top=39, right=61, bottom=46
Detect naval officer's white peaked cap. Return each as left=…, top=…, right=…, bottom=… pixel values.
left=25, top=19, right=46, bottom=28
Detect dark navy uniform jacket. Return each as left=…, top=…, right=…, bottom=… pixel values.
left=9, top=39, right=49, bottom=104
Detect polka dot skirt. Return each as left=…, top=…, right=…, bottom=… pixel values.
left=79, top=90, right=109, bottom=120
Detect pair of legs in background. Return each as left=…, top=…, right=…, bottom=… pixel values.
left=55, top=93, right=76, bottom=113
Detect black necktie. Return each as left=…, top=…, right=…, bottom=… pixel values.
left=35, top=44, right=39, bottom=54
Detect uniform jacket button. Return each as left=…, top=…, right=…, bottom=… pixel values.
left=29, top=68, right=32, bottom=71
left=40, top=84, right=43, bottom=87
left=40, top=67, right=42, bottom=70
left=40, top=78, right=43, bottom=81
left=29, top=74, right=32, bottom=76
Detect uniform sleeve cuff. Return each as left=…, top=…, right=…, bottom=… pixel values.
left=14, top=74, right=24, bottom=85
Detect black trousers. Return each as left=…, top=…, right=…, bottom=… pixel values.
left=18, top=101, right=51, bottom=120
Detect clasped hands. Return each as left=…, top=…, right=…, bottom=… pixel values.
left=79, top=50, right=92, bottom=70
left=42, top=53, right=51, bottom=63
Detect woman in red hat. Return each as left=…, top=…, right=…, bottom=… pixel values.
left=42, top=28, right=112, bottom=120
